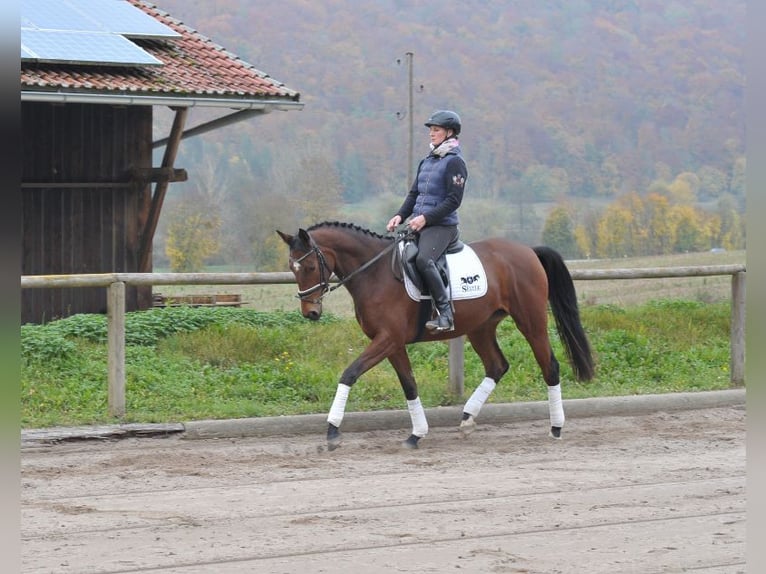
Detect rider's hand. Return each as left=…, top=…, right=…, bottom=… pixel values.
left=408, top=215, right=426, bottom=232
left=386, top=215, right=402, bottom=232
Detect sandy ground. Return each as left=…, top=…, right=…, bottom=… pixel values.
left=21, top=405, right=745, bottom=574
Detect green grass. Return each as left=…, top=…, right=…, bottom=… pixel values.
left=20, top=300, right=739, bottom=429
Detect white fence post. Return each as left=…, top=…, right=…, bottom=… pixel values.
left=107, top=281, right=126, bottom=417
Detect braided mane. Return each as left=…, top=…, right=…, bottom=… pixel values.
left=307, top=221, right=392, bottom=241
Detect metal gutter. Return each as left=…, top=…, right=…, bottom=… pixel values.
left=20, top=90, right=303, bottom=110
left=21, top=89, right=304, bottom=148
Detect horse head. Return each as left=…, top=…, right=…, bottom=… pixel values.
left=276, top=228, right=333, bottom=321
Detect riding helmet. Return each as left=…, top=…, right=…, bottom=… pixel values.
left=424, top=110, right=461, bottom=135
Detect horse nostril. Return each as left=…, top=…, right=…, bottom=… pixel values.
left=306, top=310, right=321, bottom=321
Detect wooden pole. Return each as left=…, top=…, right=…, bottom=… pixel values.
left=730, top=271, right=745, bottom=386
left=139, top=107, right=188, bottom=272
left=448, top=336, right=465, bottom=396
left=406, top=51, right=414, bottom=187
left=107, top=281, right=126, bottom=417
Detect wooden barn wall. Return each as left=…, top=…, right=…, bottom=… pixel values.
left=21, top=102, right=153, bottom=324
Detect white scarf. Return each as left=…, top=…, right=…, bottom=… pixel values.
left=430, top=138, right=460, bottom=157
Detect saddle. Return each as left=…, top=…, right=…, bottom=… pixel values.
left=393, top=236, right=487, bottom=301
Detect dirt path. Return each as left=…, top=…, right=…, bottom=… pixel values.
left=21, top=405, right=745, bottom=573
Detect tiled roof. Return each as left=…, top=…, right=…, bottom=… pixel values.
left=20, top=0, right=300, bottom=105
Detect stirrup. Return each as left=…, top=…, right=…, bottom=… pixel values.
left=426, top=314, right=454, bottom=332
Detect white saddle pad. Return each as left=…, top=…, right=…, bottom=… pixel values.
left=402, top=243, right=488, bottom=301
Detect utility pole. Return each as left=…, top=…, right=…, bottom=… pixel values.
left=406, top=51, right=414, bottom=186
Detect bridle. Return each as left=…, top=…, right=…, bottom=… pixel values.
left=292, top=243, right=332, bottom=304
left=292, top=229, right=413, bottom=304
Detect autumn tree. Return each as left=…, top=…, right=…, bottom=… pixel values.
left=670, top=204, right=708, bottom=253
left=165, top=206, right=221, bottom=272
left=714, top=194, right=744, bottom=249
left=643, top=193, right=673, bottom=255
left=542, top=206, right=581, bottom=258
left=697, top=165, right=728, bottom=201
left=596, top=203, right=634, bottom=258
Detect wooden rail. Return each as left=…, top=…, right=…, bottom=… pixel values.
left=21, top=265, right=746, bottom=417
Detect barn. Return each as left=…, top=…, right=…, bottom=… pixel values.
left=20, top=0, right=302, bottom=324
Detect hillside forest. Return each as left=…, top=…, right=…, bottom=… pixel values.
left=150, top=0, right=745, bottom=270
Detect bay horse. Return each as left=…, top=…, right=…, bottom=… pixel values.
left=277, top=221, right=594, bottom=450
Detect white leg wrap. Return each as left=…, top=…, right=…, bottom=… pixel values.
left=407, top=397, right=429, bottom=437
left=548, top=383, right=565, bottom=428
left=327, top=384, right=351, bottom=427
left=463, top=377, right=496, bottom=417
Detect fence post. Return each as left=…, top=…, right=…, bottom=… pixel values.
left=730, top=271, right=745, bottom=386
left=448, top=336, right=465, bottom=396
left=108, top=281, right=126, bottom=417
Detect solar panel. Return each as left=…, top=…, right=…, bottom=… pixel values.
left=72, top=0, right=182, bottom=39
left=20, top=0, right=180, bottom=67
left=21, top=45, right=36, bottom=60
left=22, top=0, right=106, bottom=34
left=21, top=29, right=163, bottom=67
left=22, top=0, right=181, bottom=39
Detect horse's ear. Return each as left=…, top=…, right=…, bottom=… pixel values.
left=297, top=228, right=312, bottom=246
left=276, top=230, right=293, bottom=245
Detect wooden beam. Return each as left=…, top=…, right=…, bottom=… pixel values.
left=128, top=167, right=188, bottom=184
left=138, top=107, right=188, bottom=272
left=21, top=182, right=136, bottom=189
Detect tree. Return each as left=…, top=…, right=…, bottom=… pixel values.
left=714, top=194, right=744, bottom=250
left=697, top=165, right=728, bottom=201
left=644, top=193, right=673, bottom=255
left=670, top=204, right=708, bottom=253
left=596, top=203, right=634, bottom=258
left=729, top=156, right=745, bottom=209
left=667, top=172, right=698, bottom=204
left=339, top=151, right=371, bottom=203
left=165, top=207, right=221, bottom=272
left=542, top=206, right=581, bottom=258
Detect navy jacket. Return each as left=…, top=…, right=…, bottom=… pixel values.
left=396, top=144, right=467, bottom=226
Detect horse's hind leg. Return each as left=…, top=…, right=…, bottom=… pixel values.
left=460, top=322, right=509, bottom=436
left=516, top=320, right=565, bottom=440
left=388, top=348, right=428, bottom=449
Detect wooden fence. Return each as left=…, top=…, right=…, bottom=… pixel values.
left=21, top=264, right=746, bottom=417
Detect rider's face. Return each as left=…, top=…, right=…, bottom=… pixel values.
left=429, top=126, right=451, bottom=147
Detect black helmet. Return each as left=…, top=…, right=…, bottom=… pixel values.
left=424, top=110, right=461, bottom=135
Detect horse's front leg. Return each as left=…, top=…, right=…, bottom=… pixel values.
left=388, top=348, right=427, bottom=449
left=325, top=335, right=398, bottom=451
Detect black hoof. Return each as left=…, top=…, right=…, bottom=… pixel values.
left=549, top=426, right=562, bottom=439
left=327, top=423, right=342, bottom=451
left=402, top=434, right=421, bottom=449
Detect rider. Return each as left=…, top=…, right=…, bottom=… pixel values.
left=386, top=110, right=468, bottom=332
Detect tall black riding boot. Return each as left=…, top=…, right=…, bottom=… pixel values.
left=421, top=259, right=454, bottom=332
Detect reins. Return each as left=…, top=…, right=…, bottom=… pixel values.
left=295, top=228, right=414, bottom=303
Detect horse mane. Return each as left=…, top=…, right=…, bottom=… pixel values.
left=307, top=221, right=393, bottom=242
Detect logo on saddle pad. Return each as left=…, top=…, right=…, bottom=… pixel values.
left=460, top=274, right=482, bottom=293
left=401, top=244, right=488, bottom=301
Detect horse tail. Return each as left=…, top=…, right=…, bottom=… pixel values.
left=533, top=246, right=595, bottom=381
